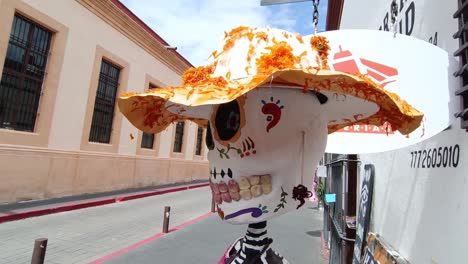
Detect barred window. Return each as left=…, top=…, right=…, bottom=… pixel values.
left=141, top=132, right=154, bottom=149
left=89, top=60, right=120, bottom=143
left=173, top=121, right=185, bottom=153
left=454, top=0, right=468, bottom=130
left=0, top=14, right=52, bottom=131
left=195, top=126, right=204, bottom=155
left=141, top=83, right=158, bottom=149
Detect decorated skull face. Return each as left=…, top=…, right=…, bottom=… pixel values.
left=206, top=86, right=328, bottom=224
left=117, top=26, right=424, bottom=226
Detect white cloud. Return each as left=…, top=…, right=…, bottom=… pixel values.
left=121, top=0, right=303, bottom=66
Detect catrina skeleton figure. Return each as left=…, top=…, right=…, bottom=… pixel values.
left=118, top=26, right=423, bottom=263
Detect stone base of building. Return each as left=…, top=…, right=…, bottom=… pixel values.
left=0, top=145, right=209, bottom=203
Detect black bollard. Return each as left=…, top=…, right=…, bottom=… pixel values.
left=211, top=197, right=216, bottom=213
left=162, top=206, right=171, bottom=233
left=31, top=238, right=48, bottom=264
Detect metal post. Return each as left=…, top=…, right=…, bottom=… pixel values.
left=211, top=197, right=216, bottom=213
left=162, top=206, right=171, bottom=233
left=31, top=238, right=48, bottom=264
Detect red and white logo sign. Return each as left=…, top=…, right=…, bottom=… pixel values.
left=339, top=123, right=395, bottom=134
left=314, top=30, right=452, bottom=154
left=326, top=46, right=399, bottom=134
left=329, top=45, right=398, bottom=89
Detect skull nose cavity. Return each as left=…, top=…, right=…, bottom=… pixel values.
left=210, top=174, right=272, bottom=205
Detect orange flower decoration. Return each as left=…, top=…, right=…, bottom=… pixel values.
left=182, top=65, right=228, bottom=88
left=310, top=35, right=330, bottom=69
left=255, top=31, right=268, bottom=43
left=222, top=26, right=251, bottom=53
left=256, top=41, right=296, bottom=74
left=182, top=65, right=214, bottom=85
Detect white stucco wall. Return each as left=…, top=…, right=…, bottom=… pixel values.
left=341, top=1, right=466, bottom=263
left=184, top=122, right=197, bottom=160
left=158, top=126, right=174, bottom=158
left=359, top=127, right=467, bottom=264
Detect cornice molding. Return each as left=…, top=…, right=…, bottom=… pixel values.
left=76, top=0, right=191, bottom=75
left=325, top=0, right=344, bottom=31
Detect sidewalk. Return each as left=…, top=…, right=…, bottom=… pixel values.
left=0, top=180, right=208, bottom=224
left=0, top=185, right=213, bottom=264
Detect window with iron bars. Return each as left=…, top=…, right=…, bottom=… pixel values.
left=141, top=83, right=158, bottom=149
left=454, top=0, right=468, bottom=130
left=0, top=14, right=52, bottom=132
left=89, top=60, right=120, bottom=143
left=141, top=131, right=155, bottom=149
left=173, top=121, right=185, bottom=153
left=195, top=126, right=204, bottom=155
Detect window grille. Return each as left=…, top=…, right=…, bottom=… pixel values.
left=173, top=121, right=185, bottom=153
left=141, top=132, right=154, bottom=149
left=89, top=60, right=120, bottom=143
left=195, top=126, right=204, bottom=155
left=454, top=0, right=468, bottom=130
left=0, top=14, right=52, bottom=131
left=141, top=83, right=157, bottom=148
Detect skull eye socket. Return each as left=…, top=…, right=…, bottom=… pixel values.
left=214, top=99, right=241, bottom=141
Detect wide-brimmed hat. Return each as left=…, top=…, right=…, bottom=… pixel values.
left=118, top=26, right=423, bottom=135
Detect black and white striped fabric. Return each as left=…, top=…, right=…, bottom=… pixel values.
left=224, top=221, right=289, bottom=264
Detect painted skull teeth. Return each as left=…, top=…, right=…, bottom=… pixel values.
left=210, top=174, right=272, bottom=205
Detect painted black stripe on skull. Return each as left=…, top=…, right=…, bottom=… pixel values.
left=205, top=122, right=215, bottom=150
left=210, top=168, right=233, bottom=179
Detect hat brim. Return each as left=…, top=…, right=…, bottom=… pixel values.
left=118, top=68, right=423, bottom=135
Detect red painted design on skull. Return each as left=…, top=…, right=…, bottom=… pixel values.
left=261, top=97, right=284, bottom=132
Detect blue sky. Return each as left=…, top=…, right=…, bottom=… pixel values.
left=264, top=1, right=328, bottom=35
left=120, top=0, right=328, bottom=66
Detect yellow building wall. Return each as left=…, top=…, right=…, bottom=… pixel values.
left=0, top=0, right=209, bottom=203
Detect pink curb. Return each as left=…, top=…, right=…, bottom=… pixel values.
left=0, top=183, right=209, bottom=224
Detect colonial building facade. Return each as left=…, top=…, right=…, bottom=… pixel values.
left=0, top=0, right=209, bottom=203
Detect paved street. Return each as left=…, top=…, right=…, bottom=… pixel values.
left=0, top=186, right=327, bottom=264
left=0, top=187, right=212, bottom=264
left=107, top=204, right=328, bottom=264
